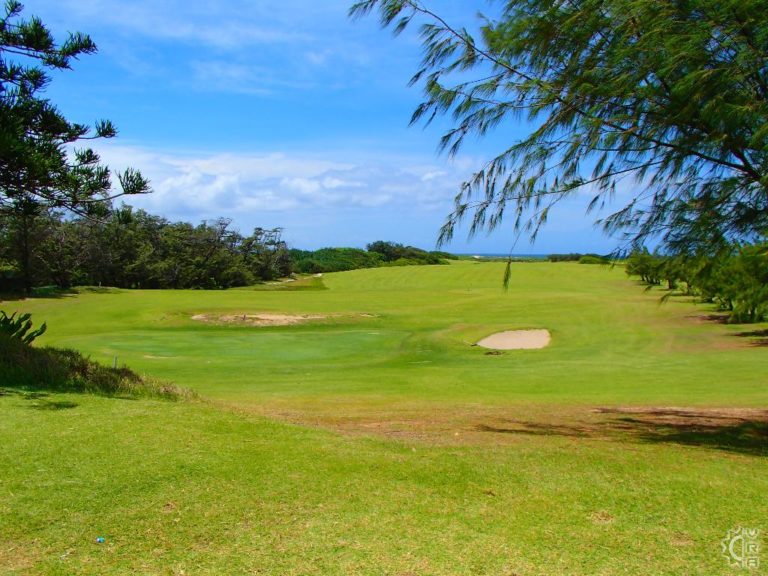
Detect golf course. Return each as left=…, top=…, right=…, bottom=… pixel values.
left=2, top=260, right=766, bottom=575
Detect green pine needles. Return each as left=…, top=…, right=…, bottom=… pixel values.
left=352, top=0, right=768, bottom=251
left=0, top=0, right=150, bottom=217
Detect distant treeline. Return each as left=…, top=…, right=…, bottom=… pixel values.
left=291, top=241, right=457, bottom=274
left=625, top=243, right=768, bottom=323
left=0, top=206, right=455, bottom=293
left=547, top=253, right=611, bottom=264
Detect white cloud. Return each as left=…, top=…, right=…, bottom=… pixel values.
left=88, top=142, right=619, bottom=252
left=32, top=0, right=421, bottom=95
left=306, top=50, right=333, bottom=66
left=322, top=177, right=363, bottom=189
left=47, top=0, right=312, bottom=49
left=421, top=170, right=446, bottom=182
left=281, top=177, right=322, bottom=195
left=95, top=143, right=473, bottom=225
left=190, top=61, right=273, bottom=95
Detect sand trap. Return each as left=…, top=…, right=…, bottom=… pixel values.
left=192, top=313, right=327, bottom=326
left=476, top=329, right=551, bottom=350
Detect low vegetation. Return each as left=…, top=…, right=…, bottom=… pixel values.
left=291, top=241, right=453, bottom=273
left=547, top=252, right=610, bottom=263
left=290, top=247, right=383, bottom=273
left=0, top=313, right=191, bottom=400
left=0, top=310, right=47, bottom=344
left=0, top=202, right=454, bottom=293
left=626, top=240, right=768, bottom=322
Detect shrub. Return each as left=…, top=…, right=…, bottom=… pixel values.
left=0, top=311, right=47, bottom=344
left=578, top=255, right=609, bottom=265
left=548, top=253, right=583, bottom=262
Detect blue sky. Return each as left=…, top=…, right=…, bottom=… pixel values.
left=28, top=0, right=622, bottom=254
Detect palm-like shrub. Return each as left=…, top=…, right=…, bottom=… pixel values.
left=0, top=311, right=46, bottom=344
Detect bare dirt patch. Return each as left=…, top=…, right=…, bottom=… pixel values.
left=192, top=313, right=328, bottom=326
left=477, top=329, right=551, bottom=350
left=229, top=400, right=768, bottom=453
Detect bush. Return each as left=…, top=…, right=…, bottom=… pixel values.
left=430, top=250, right=459, bottom=260
left=291, top=243, right=452, bottom=273
left=0, top=265, right=25, bottom=293
left=291, top=248, right=383, bottom=273
left=578, top=254, right=609, bottom=265
left=382, top=258, right=421, bottom=267
left=0, top=311, right=47, bottom=344
left=548, top=253, right=583, bottom=262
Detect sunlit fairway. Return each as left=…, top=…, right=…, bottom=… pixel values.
left=2, top=261, right=766, bottom=575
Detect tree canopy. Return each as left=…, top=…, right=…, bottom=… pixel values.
left=0, top=0, right=149, bottom=217
left=351, top=0, right=768, bottom=252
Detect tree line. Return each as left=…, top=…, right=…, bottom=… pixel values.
left=0, top=207, right=455, bottom=293
left=291, top=241, right=455, bottom=274
left=0, top=206, right=292, bottom=291
left=625, top=241, right=768, bottom=323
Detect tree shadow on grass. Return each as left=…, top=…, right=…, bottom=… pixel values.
left=29, top=398, right=79, bottom=410
left=733, top=329, right=768, bottom=347
left=0, top=387, right=79, bottom=410
left=688, top=313, right=730, bottom=324
left=0, top=286, right=125, bottom=305
left=689, top=314, right=768, bottom=346
left=0, top=287, right=78, bottom=303
left=476, top=407, right=768, bottom=457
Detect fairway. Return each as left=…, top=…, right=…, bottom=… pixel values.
left=22, top=261, right=768, bottom=409
left=2, top=261, right=766, bottom=575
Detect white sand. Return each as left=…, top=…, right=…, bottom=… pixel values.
left=476, top=329, right=551, bottom=350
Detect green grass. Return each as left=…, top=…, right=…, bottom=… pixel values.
left=0, top=332, right=193, bottom=400
left=18, top=262, right=767, bottom=406
left=2, top=261, right=766, bottom=574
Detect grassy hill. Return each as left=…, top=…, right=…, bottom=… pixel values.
left=1, top=261, right=766, bottom=574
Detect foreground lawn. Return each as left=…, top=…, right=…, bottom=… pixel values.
left=2, top=261, right=766, bottom=574
left=2, top=391, right=765, bottom=575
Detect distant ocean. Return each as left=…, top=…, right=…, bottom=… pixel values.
left=457, top=253, right=548, bottom=259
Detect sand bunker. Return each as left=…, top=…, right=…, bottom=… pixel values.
left=476, top=329, right=551, bottom=350
left=192, top=313, right=327, bottom=326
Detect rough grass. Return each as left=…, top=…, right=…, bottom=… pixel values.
left=2, top=393, right=766, bottom=575
left=0, top=334, right=194, bottom=400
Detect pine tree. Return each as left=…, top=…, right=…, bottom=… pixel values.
left=0, top=1, right=149, bottom=217
left=352, top=0, right=768, bottom=251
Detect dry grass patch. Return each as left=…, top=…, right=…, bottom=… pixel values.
left=191, top=312, right=328, bottom=326
left=227, top=399, right=768, bottom=454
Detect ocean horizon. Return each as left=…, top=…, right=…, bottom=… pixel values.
left=456, top=253, right=549, bottom=259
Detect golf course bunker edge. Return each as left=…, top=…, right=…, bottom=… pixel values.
left=476, top=329, right=551, bottom=350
